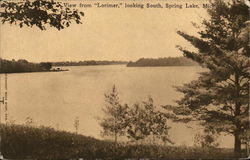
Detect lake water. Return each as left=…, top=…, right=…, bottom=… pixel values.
left=1, top=65, right=232, bottom=147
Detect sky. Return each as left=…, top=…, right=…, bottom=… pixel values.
left=0, top=0, right=208, bottom=62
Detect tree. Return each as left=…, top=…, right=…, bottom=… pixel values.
left=100, top=85, right=129, bottom=144
left=194, top=129, right=219, bottom=149
left=40, top=62, right=52, bottom=70
left=74, top=116, right=79, bottom=134
left=100, top=86, right=172, bottom=146
left=0, top=58, right=53, bottom=73
left=25, top=117, right=34, bottom=126
left=126, top=103, right=147, bottom=143
left=167, top=0, right=249, bottom=155
left=127, top=97, right=172, bottom=144
left=0, top=0, right=84, bottom=30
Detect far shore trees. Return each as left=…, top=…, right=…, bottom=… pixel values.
left=39, top=62, right=52, bottom=70
left=0, top=58, right=53, bottom=73
left=127, top=57, right=197, bottom=67
left=166, top=0, right=249, bottom=155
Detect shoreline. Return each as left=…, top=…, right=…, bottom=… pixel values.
left=0, top=69, right=69, bottom=74
left=126, top=65, right=198, bottom=67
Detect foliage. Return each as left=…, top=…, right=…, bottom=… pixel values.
left=39, top=62, right=52, bottom=70
left=0, top=58, right=52, bottom=73
left=25, top=117, right=35, bottom=126
left=0, top=0, right=84, bottom=30
left=166, top=0, right=249, bottom=154
left=127, top=57, right=197, bottom=67
left=100, top=86, right=172, bottom=145
left=100, top=85, right=129, bottom=143
left=74, top=116, right=80, bottom=134
left=194, top=130, right=219, bottom=149
left=127, top=97, right=172, bottom=144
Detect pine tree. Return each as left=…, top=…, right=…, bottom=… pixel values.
left=170, top=0, right=249, bottom=154
left=100, top=85, right=129, bottom=143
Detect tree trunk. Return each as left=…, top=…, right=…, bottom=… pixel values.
left=234, top=73, right=241, bottom=155
left=234, top=102, right=241, bottom=155
left=115, top=132, right=117, bottom=144
left=234, top=131, right=241, bottom=155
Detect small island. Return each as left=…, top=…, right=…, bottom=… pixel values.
left=127, top=57, right=198, bottom=67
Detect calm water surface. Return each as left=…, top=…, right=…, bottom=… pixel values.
left=2, top=65, right=232, bottom=147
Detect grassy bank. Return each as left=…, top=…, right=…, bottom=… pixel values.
left=0, top=124, right=244, bottom=159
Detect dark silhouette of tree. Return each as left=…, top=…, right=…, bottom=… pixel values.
left=0, top=0, right=84, bottom=30
left=166, top=0, right=249, bottom=155
left=39, top=62, right=52, bottom=70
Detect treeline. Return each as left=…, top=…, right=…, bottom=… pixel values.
left=0, top=58, right=52, bottom=73
left=1, top=124, right=238, bottom=159
left=52, top=60, right=127, bottom=66
left=127, top=57, right=198, bottom=67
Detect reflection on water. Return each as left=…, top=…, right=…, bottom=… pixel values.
left=2, top=65, right=232, bottom=147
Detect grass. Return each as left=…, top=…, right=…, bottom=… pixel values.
left=0, top=124, right=247, bottom=159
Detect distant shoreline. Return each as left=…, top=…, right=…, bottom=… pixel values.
left=1, top=57, right=199, bottom=74
left=127, top=64, right=197, bottom=67
left=52, top=60, right=128, bottom=66
left=53, top=63, right=127, bottom=67
left=0, top=69, right=69, bottom=74
left=127, top=57, right=198, bottom=67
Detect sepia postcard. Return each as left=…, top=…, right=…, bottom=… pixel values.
left=0, top=0, right=249, bottom=159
